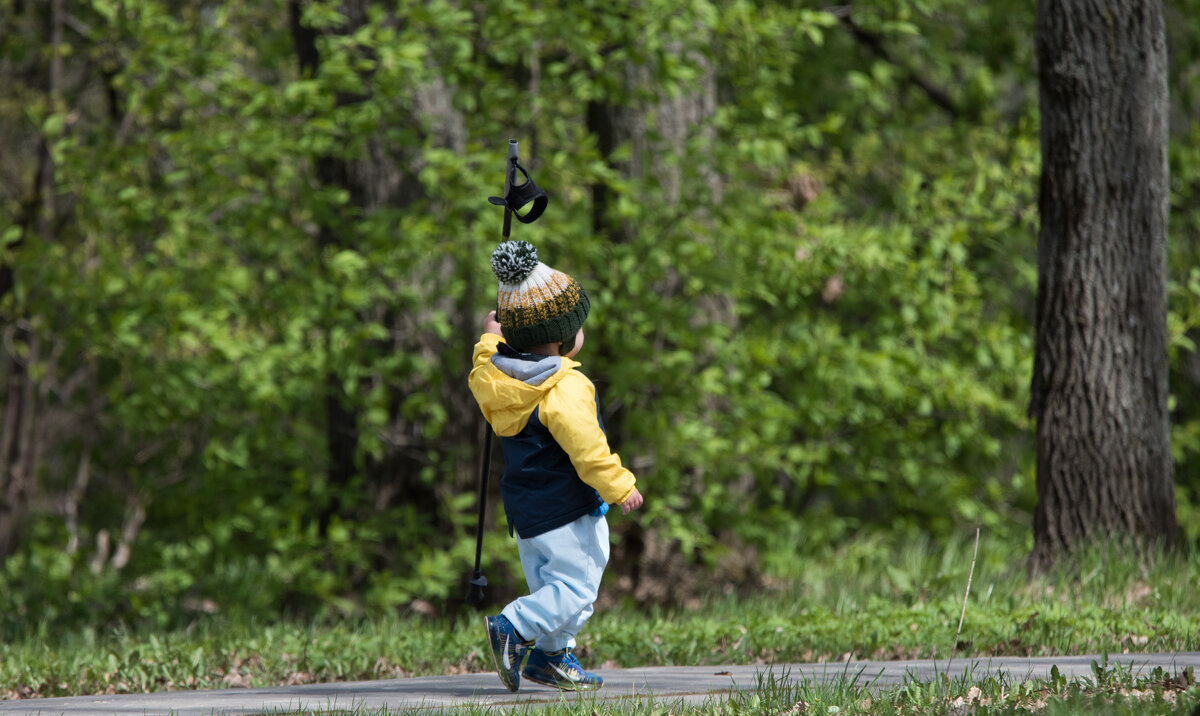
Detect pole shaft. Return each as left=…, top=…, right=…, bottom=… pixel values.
left=473, top=429, right=492, bottom=571
left=468, top=139, right=523, bottom=599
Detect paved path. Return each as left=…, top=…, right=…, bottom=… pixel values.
left=1, top=653, right=1196, bottom=715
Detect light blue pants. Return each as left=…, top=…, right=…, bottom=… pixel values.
left=501, top=513, right=610, bottom=652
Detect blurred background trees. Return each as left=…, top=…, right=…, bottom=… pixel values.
left=0, top=0, right=1197, bottom=634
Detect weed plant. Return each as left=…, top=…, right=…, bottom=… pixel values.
left=1, top=534, right=1197, bottom=703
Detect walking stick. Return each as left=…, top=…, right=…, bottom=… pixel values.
left=464, top=427, right=491, bottom=604
left=465, top=139, right=549, bottom=605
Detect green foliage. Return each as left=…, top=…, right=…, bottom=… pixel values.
left=0, top=0, right=1198, bottom=634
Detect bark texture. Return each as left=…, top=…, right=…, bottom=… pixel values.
left=1030, top=0, right=1176, bottom=570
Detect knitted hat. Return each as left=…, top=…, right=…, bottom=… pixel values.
left=490, top=240, right=589, bottom=351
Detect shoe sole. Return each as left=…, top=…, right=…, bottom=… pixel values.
left=484, top=616, right=521, bottom=693
left=522, top=672, right=602, bottom=691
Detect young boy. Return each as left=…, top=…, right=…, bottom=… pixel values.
left=469, top=240, right=644, bottom=692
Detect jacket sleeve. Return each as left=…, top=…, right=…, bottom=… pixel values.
left=540, top=371, right=637, bottom=505
left=469, top=333, right=502, bottom=384
left=467, top=332, right=503, bottom=424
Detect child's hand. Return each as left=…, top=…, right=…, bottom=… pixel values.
left=620, top=488, right=643, bottom=515
left=484, top=310, right=503, bottom=336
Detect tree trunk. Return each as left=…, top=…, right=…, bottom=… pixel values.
left=585, top=42, right=721, bottom=604
left=0, top=0, right=66, bottom=559
left=290, top=1, right=464, bottom=538
left=1029, top=0, right=1176, bottom=570
left=289, top=0, right=369, bottom=535
left=586, top=96, right=639, bottom=245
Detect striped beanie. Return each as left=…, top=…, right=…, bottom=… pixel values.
left=490, top=240, right=589, bottom=351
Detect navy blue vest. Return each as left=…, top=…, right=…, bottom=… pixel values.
left=498, top=401, right=604, bottom=539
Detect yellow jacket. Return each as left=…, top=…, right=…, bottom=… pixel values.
left=469, top=333, right=637, bottom=509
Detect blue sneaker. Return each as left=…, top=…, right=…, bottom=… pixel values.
left=521, top=648, right=604, bottom=691
left=484, top=615, right=529, bottom=692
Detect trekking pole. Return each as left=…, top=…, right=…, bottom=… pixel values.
left=465, top=426, right=492, bottom=604
left=466, top=140, right=548, bottom=605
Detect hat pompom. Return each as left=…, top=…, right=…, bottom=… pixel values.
left=491, top=241, right=540, bottom=284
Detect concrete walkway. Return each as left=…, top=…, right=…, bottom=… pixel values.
left=1, top=653, right=1196, bottom=715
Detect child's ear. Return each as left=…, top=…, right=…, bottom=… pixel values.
left=559, top=335, right=576, bottom=356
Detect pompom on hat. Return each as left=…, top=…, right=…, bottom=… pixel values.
left=490, top=240, right=589, bottom=351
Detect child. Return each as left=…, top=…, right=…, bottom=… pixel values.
left=469, top=240, right=644, bottom=692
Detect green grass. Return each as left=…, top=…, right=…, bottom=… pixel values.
left=584, top=533, right=1200, bottom=668
left=1, top=534, right=1197, bottom=709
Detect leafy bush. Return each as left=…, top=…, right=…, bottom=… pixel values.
left=0, top=0, right=1197, bottom=634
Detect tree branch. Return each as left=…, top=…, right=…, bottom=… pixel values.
left=65, top=451, right=90, bottom=555
left=830, top=6, right=960, bottom=119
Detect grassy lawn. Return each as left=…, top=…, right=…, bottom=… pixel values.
left=1, top=534, right=1197, bottom=714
